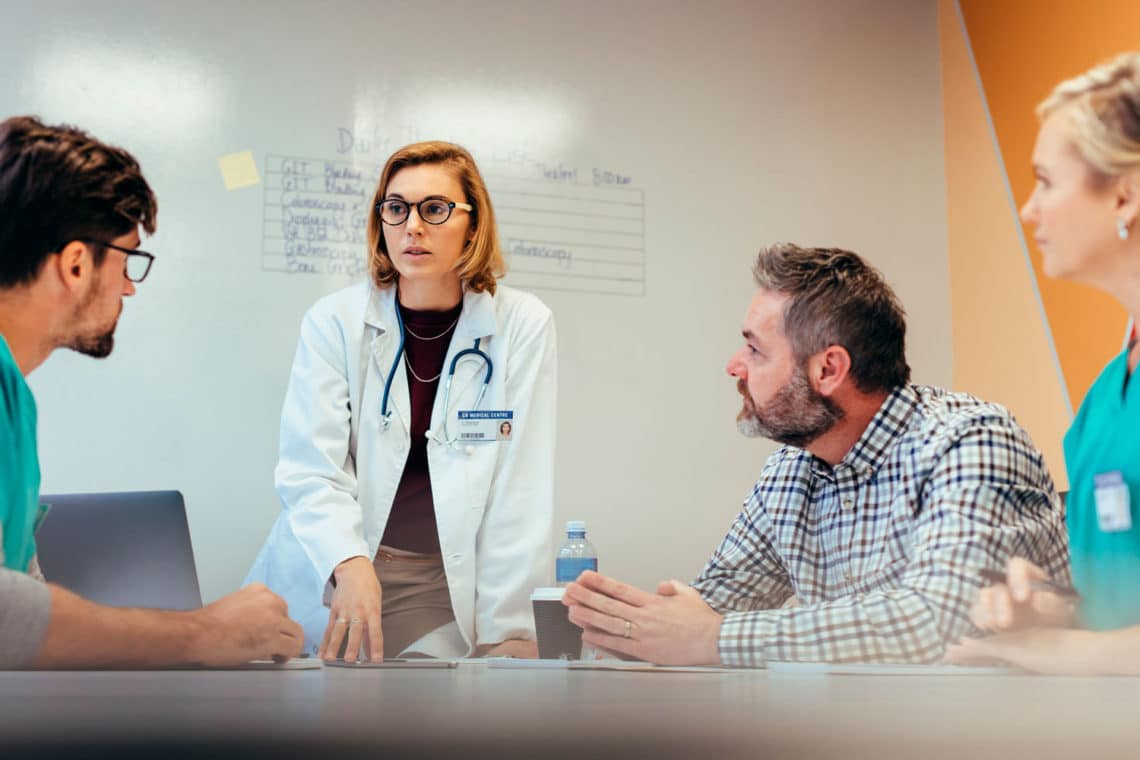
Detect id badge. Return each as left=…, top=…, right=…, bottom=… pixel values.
left=1094, top=471, right=1132, bottom=533
left=456, top=411, right=514, bottom=442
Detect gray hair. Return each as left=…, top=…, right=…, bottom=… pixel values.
left=752, top=243, right=910, bottom=393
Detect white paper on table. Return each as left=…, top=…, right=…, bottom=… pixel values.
left=168, top=658, right=322, bottom=671
left=485, top=658, right=757, bottom=673
left=767, top=661, right=1022, bottom=676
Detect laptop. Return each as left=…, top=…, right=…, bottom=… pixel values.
left=35, top=490, right=203, bottom=611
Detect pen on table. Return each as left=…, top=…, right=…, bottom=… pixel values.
left=978, top=568, right=1080, bottom=599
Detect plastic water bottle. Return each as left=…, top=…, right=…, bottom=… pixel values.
left=555, top=520, right=597, bottom=586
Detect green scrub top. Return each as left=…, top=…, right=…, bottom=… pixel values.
left=1064, top=348, right=1140, bottom=630
left=0, top=335, right=42, bottom=572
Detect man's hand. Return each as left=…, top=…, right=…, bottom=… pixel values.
left=970, top=557, right=1076, bottom=632
left=562, top=571, right=723, bottom=666
left=187, top=583, right=304, bottom=666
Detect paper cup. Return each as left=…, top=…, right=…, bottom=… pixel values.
left=530, top=587, right=583, bottom=660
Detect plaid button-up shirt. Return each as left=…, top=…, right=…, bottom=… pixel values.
left=693, top=384, right=1070, bottom=667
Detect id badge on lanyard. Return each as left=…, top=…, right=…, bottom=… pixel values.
left=1094, top=471, right=1132, bottom=533
left=457, top=410, right=515, bottom=442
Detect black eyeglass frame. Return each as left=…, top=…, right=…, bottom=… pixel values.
left=79, top=239, right=156, bottom=283
left=376, top=198, right=474, bottom=226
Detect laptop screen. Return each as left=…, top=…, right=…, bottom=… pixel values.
left=35, top=490, right=203, bottom=611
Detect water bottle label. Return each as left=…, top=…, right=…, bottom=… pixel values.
left=555, top=557, right=598, bottom=583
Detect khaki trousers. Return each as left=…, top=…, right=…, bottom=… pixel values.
left=372, top=545, right=456, bottom=659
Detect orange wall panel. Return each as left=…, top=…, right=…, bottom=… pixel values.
left=940, top=0, right=1071, bottom=486
left=958, top=0, right=1135, bottom=409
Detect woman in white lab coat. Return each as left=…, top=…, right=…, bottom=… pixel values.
left=246, top=141, right=556, bottom=661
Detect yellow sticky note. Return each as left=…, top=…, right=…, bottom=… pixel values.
left=217, top=151, right=260, bottom=191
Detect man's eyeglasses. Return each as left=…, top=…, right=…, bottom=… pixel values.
left=377, top=197, right=473, bottom=226
left=80, top=239, right=156, bottom=283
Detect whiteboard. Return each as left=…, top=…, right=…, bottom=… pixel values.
left=1, top=0, right=950, bottom=602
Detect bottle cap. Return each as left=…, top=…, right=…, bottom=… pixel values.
left=566, top=520, right=587, bottom=533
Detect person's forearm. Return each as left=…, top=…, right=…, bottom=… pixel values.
left=690, top=513, right=794, bottom=615
left=1077, top=626, right=1140, bottom=675
left=0, top=569, right=52, bottom=667
left=31, top=584, right=205, bottom=668
left=719, top=590, right=947, bottom=667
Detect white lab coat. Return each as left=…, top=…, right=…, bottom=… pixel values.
left=245, top=281, right=556, bottom=656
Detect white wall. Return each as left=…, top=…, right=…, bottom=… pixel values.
left=0, top=0, right=949, bottom=602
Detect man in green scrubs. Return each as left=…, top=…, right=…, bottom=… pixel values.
left=0, top=115, right=303, bottom=668
left=0, top=331, right=40, bottom=577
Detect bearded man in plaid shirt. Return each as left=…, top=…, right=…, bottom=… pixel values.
left=564, top=243, right=1069, bottom=667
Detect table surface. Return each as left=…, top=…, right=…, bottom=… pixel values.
left=2, top=663, right=1137, bottom=759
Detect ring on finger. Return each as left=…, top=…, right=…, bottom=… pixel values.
left=623, top=619, right=632, bottom=639
left=336, top=618, right=348, bottom=624
left=349, top=617, right=362, bottom=625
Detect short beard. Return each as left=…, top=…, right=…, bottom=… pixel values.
left=736, top=368, right=844, bottom=448
left=68, top=329, right=115, bottom=358
left=65, top=275, right=117, bottom=359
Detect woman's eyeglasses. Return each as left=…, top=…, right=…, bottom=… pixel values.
left=377, top=197, right=473, bottom=226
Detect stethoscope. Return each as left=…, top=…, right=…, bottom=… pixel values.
left=380, top=303, right=493, bottom=449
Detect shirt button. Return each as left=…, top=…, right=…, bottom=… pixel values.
left=843, top=499, right=853, bottom=509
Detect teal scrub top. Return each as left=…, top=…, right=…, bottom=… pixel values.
left=1064, top=347, right=1140, bottom=630
left=0, top=335, right=42, bottom=572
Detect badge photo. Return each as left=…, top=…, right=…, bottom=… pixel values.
left=457, top=410, right=514, bottom=443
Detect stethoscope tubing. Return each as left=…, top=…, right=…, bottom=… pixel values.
left=380, top=303, right=493, bottom=445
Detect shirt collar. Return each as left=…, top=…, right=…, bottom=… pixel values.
left=809, top=384, right=918, bottom=482
left=842, top=384, right=919, bottom=476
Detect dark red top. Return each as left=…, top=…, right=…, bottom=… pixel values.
left=380, top=301, right=463, bottom=554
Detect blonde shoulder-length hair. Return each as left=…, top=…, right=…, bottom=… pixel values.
left=366, top=141, right=505, bottom=294
left=1038, top=52, right=1140, bottom=184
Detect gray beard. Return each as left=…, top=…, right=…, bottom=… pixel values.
left=736, top=370, right=844, bottom=448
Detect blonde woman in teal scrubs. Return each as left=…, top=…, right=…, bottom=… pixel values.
left=947, top=52, right=1140, bottom=674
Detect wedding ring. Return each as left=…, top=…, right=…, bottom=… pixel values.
left=623, top=619, right=632, bottom=639
left=349, top=617, right=362, bottom=625
left=336, top=618, right=348, bottom=624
